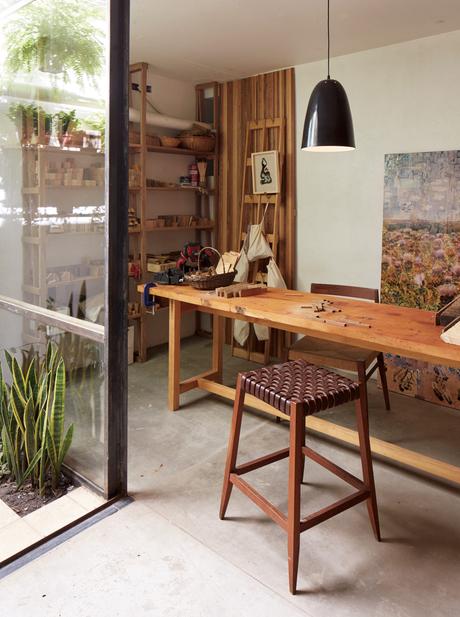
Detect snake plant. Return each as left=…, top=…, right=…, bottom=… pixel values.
left=0, top=342, right=74, bottom=494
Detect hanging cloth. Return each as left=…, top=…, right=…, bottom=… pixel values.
left=234, top=237, right=250, bottom=283
left=233, top=237, right=251, bottom=345
left=253, top=258, right=287, bottom=341
left=266, top=258, right=287, bottom=289
left=246, top=204, right=273, bottom=262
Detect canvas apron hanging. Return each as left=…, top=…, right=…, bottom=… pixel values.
left=253, top=258, right=288, bottom=341
left=246, top=204, right=273, bottom=262
left=233, top=237, right=251, bottom=345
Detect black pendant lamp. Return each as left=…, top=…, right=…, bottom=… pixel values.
left=302, top=0, right=355, bottom=152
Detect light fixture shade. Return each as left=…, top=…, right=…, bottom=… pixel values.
left=302, top=78, right=355, bottom=151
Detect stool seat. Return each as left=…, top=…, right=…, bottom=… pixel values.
left=241, top=359, right=360, bottom=416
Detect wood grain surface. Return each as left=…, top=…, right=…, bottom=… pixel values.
left=138, top=284, right=460, bottom=368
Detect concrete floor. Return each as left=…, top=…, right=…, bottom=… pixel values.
left=2, top=336, right=460, bottom=616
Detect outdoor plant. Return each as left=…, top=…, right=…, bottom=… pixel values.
left=3, top=0, right=104, bottom=84
left=0, top=342, right=74, bottom=494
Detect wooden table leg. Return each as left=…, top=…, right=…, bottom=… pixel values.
left=212, top=314, right=224, bottom=381
left=168, top=299, right=182, bottom=411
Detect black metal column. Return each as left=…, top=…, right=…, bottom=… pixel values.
left=105, top=0, right=130, bottom=498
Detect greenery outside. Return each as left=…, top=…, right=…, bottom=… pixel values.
left=0, top=342, right=74, bottom=495
left=3, top=0, right=104, bottom=85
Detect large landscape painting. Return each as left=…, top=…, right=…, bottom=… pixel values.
left=381, top=150, right=460, bottom=409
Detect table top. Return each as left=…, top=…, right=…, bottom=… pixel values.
left=138, top=284, right=460, bottom=368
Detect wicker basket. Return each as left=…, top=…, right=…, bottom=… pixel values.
left=160, top=136, right=181, bottom=148
left=180, top=135, right=215, bottom=152
left=186, top=247, right=236, bottom=290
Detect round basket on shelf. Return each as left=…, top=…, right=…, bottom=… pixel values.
left=180, top=135, right=215, bottom=152
left=160, top=136, right=181, bottom=148
left=185, top=247, right=237, bottom=290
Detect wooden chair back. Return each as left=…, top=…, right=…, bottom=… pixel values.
left=310, top=283, right=379, bottom=303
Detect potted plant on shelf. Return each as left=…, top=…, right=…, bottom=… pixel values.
left=8, top=103, right=54, bottom=145
left=58, top=109, right=83, bottom=147
left=3, top=0, right=104, bottom=84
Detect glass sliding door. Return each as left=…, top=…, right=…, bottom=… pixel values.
left=0, top=0, right=128, bottom=508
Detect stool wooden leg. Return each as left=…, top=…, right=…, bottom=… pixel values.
left=287, top=402, right=304, bottom=595
left=355, top=395, right=381, bottom=541
left=220, top=376, right=245, bottom=520
left=377, top=353, right=391, bottom=411
left=300, top=425, right=306, bottom=483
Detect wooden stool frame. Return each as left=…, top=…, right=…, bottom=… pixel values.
left=220, top=375, right=381, bottom=595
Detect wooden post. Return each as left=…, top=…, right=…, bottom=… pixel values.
left=212, top=314, right=224, bottom=381
left=168, top=299, right=182, bottom=411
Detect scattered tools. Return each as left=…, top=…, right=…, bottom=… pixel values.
left=300, top=299, right=341, bottom=313
left=300, top=300, right=371, bottom=328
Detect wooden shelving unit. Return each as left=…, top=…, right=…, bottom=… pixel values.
left=128, top=63, right=220, bottom=361
left=20, top=136, right=105, bottom=343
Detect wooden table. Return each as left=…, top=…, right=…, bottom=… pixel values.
left=139, top=284, right=460, bottom=484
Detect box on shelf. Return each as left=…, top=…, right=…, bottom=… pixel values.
left=147, top=259, right=177, bottom=273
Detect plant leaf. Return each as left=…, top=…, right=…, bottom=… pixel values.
left=17, top=447, right=43, bottom=489
left=49, top=357, right=66, bottom=448
left=58, top=423, right=73, bottom=469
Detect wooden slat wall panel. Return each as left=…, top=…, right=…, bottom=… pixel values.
left=218, top=68, right=296, bottom=355
left=218, top=68, right=295, bottom=287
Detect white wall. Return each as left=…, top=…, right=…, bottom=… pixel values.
left=295, top=30, right=460, bottom=292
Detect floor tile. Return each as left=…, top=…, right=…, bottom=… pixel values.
left=0, top=499, right=20, bottom=529
left=24, top=495, right=87, bottom=537
left=66, top=487, right=106, bottom=512
left=0, top=519, right=40, bottom=563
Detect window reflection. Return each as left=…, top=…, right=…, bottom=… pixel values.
left=0, top=0, right=107, bottom=344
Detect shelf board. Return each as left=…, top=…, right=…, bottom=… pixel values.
left=129, top=223, right=213, bottom=233
left=23, top=284, right=41, bottom=295
left=22, top=145, right=104, bottom=156
left=45, top=185, right=103, bottom=190
left=149, top=186, right=214, bottom=194
left=129, top=143, right=215, bottom=158
left=130, top=186, right=213, bottom=194
left=144, top=223, right=214, bottom=233
left=47, top=275, right=104, bottom=289
left=23, top=185, right=103, bottom=192
left=23, top=231, right=104, bottom=243
left=128, top=313, right=141, bottom=320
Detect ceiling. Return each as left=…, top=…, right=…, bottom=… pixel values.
left=130, top=0, right=460, bottom=83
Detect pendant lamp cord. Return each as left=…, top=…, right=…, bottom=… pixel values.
left=327, top=0, right=330, bottom=79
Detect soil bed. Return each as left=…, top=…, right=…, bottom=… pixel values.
left=0, top=475, right=74, bottom=517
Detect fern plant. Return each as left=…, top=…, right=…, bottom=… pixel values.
left=3, top=0, right=104, bottom=84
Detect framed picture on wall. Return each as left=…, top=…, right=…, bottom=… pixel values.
left=251, top=150, right=280, bottom=194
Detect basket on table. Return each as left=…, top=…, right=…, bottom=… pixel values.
left=185, top=247, right=236, bottom=290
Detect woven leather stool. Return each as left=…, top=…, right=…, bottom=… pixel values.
left=220, top=359, right=380, bottom=595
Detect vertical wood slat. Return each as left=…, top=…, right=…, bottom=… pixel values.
left=220, top=83, right=229, bottom=253
left=285, top=68, right=296, bottom=291
left=217, top=68, right=296, bottom=357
